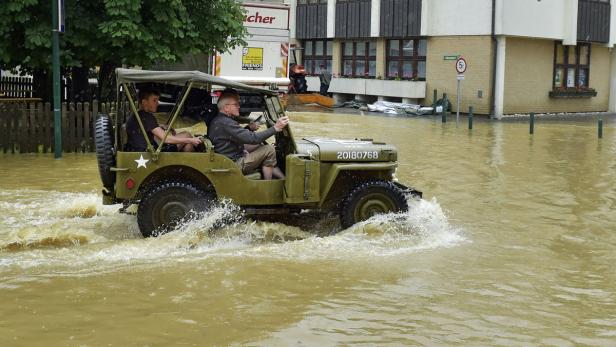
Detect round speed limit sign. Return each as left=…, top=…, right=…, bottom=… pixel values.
left=455, top=57, right=467, bottom=74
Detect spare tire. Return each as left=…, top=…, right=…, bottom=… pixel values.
left=94, top=114, right=116, bottom=190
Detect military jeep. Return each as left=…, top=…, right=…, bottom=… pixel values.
left=94, top=68, right=421, bottom=237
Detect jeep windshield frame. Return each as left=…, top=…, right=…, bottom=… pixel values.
left=264, top=95, right=296, bottom=154
left=115, top=68, right=287, bottom=159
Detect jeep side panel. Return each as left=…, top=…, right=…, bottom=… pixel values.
left=284, top=154, right=320, bottom=204
left=114, top=151, right=285, bottom=205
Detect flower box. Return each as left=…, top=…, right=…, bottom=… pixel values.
left=548, top=89, right=597, bottom=98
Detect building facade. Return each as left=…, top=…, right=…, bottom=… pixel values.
left=289, top=0, right=616, bottom=117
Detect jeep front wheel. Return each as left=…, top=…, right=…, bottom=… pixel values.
left=137, top=181, right=215, bottom=237
left=340, top=180, right=408, bottom=229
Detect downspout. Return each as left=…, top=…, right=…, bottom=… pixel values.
left=490, top=0, right=497, bottom=118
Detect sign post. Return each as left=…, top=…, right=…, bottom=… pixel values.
left=52, top=0, right=64, bottom=158
left=455, top=57, right=467, bottom=128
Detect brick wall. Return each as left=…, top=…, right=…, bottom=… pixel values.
left=504, top=38, right=610, bottom=114
left=426, top=36, right=493, bottom=115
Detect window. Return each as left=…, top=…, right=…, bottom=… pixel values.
left=302, top=39, right=332, bottom=75
left=553, top=42, right=590, bottom=89
left=386, top=38, right=427, bottom=80
left=341, top=41, right=376, bottom=78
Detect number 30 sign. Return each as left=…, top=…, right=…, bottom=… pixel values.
left=455, top=57, right=467, bottom=74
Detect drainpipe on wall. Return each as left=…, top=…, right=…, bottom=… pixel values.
left=610, top=49, right=616, bottom=112
left=490, top=0, right=497, bottom=118
left=327, top=0, right=335, bottom=38
left=608, top=2, right=616, bottom=112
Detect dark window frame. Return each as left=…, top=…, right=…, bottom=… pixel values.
left=385, top=38, right=427, bottom=80
left=298, top=0, right=328, bottom=3
left=341, top=40, right=376, bottom=78
left=552, top=42, right=591, bottom=90
left=296, top=0, right=328, bottom=39
left=302, top=39, right=333, bottom=75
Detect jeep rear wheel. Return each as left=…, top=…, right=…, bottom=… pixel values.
left=137, top=181, right=215, bottom=237
left=340, top=180, right=408, bottom=229
left=94, top=114, right=116, bottom=190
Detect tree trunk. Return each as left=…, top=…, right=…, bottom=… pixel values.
left=71, top=66, right=90, bottom=102
left=32, top=68, right=52, bottom=102
left=97, top=62, right=117, bottom=102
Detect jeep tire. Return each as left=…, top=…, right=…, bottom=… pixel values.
left=137, top=181, right=215, bottom=237
left=94, top=114, right=116, bottom=190
left=340, top=180, right=408, bottom=229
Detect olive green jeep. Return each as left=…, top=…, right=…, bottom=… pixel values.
left=94, top=68, right=421, bottom=237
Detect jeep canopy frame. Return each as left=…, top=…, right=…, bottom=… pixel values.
left=116, top=68, right=278, bottom=93
left=114, top=68, right=293, bottom=160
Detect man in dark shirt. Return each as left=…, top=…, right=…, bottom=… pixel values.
left=207, top=94, right=288, bottom=179
left=125, top=88, right=202, bottom=152
left=318, top=64, right=331, bottom=96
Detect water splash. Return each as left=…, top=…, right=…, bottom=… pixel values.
left=0, top=190, right=465, bottom=274
left=240, top=197, right=466, bottom=261
left=0, top=189, right=138, bottom=252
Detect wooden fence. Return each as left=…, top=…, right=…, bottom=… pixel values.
left=0, top=100, right=119, bottom=153
left=0, top=75, right=96, bottom=102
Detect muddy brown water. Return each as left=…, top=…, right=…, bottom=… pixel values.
left=1, top=112, right=615, bottom=346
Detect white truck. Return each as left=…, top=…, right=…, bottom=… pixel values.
left=212, top=3, right=290, bottom=91
left=153, top=3, right=291, bottom=117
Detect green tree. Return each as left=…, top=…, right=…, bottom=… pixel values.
left=0, top=0, right=247, bottom=100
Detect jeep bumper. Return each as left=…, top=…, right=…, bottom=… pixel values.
left=394, top=182, right=422, bottom=199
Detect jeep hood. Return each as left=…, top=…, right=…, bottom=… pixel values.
left=297, top=137, right=397, bottom=162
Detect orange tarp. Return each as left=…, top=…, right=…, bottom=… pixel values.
left=286, top=93, right=334, bottom=108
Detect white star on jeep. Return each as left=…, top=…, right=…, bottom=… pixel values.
left=135, top=155, right=149, bottom=169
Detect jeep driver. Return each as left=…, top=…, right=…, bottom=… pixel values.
left=208, top=93, right=287, bottom=179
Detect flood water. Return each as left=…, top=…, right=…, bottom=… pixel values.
left=1, top=112, right=616, bottom=346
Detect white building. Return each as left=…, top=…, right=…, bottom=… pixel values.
left=289, top=0, right=615, bottom=117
